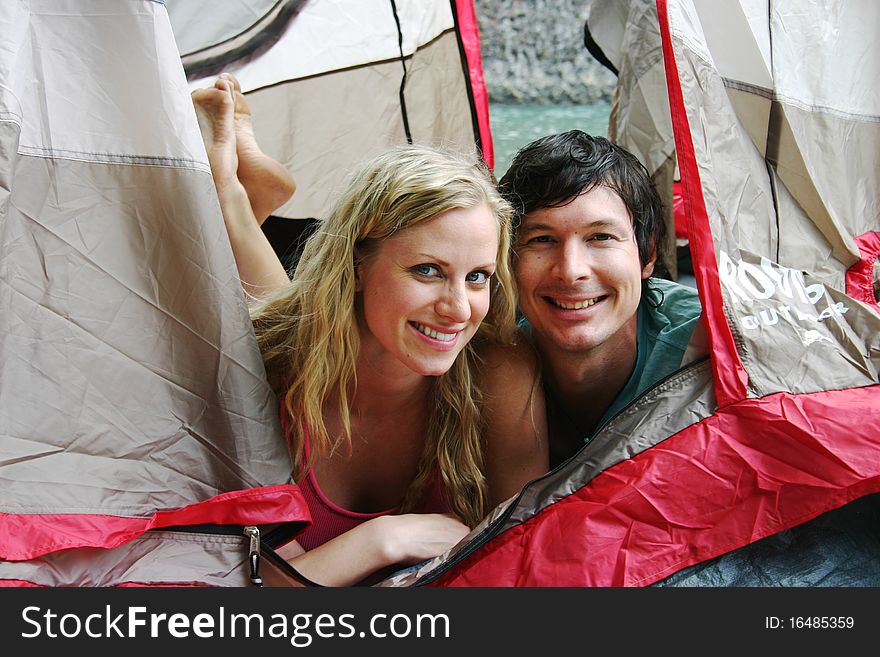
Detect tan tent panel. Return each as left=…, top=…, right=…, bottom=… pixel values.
left=663, top=0, right=879, bottom=395
left=1, top=0, right=306, bottom=586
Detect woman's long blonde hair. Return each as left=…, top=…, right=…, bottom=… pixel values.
left=251, top=144, right=516, bottom=527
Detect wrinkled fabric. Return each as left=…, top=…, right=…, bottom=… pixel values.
left=1, top=0, right=305, bottom=585
left=658, top=494, right=880, bottom=587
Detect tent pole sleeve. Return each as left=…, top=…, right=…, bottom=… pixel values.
left=656, top=0, right=749, bottom=406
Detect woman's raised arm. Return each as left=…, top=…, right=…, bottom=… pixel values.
left=192, top=76, right=291, bottom=298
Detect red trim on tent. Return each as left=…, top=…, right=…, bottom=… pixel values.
left=0, top=484, right=310, bottom=561
left=672, top=180, right=687, bottom=239
left=0, top=580, right=208, bottom=587
left=846, top=232, right=880, bottom=310
left=656, top=0, right=748, bottom=407
left=454, top=0, right=494, bottom=170
left=432, top=385, right=880, bottom=586
left=0, top=580, right=41, bottom=587
left=115, top=582, right=207, bottom=587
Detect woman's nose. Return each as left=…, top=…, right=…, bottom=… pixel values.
left=435, top=282, right=470, bottom=322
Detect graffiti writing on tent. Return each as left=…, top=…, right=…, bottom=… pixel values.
left=718, top=251, right=850, bottom=337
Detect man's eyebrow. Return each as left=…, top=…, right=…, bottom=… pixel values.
left=581, top=219, right=621, bottom=230
left=520, top=218, right=622, bottom=232
left=519, top=222, right=555, bottom=233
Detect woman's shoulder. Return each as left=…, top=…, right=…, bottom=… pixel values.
left=476, top=332, right=543, bottom=429
left=476, top=332, right=549, bottom=507
left=477, top=331, right=540, bottom=380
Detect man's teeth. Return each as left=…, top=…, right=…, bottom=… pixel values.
left=552, top=298, right=598, bottom=310
left=413, top=322, right=456, bottom=341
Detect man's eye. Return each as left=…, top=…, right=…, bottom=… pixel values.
left=592, top=233, right=613, bottom=241
left=413, top=264, right=441, bottom=277
left=527, top=235, right=554, bottom=244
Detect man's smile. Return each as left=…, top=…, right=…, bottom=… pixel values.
left=545, top=295, right=606, bottom=310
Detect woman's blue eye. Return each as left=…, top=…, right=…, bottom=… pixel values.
left=466, top=270, right=491, bottom=284
left=592, top=233, right=613, bottom=241
left=413, top=264, right=440, bottom=277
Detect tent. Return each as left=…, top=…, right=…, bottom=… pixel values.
left=0, top=0, right=490, bottom=587
left=170, top=0, right=492, bottom=263
left=380, top=0, right=880, bottom=587
left=0, top=0, right=314, bottom=587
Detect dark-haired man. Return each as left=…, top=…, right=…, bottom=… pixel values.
left=499, top=130, right=703, bottom=467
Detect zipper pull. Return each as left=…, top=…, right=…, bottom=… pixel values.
left=243, top=525, right=263, bottom=587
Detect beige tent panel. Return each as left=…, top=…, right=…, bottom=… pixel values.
left=724, top=86, right=770, bottom=160
left=246, top=30, right=477, bottom=219
left=0, top=530, right=255, bottom=587
left=666, top=0, right=880, bottom=395
left=181, top=0, right=454, bottom=88
left=2, top=157, right=290, bottom=517
left=403, top=31, right=481, bottom=155
left=777, top=104, right=879, bottom=265
left=1, top=2, right=297, bottom=579
left=7, top=1, right=207, bottom=170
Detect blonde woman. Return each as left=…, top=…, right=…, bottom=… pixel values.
left=193, top=76, right=547, bottom=586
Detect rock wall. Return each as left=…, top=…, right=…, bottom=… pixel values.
left=474, top=0, right=617, bottom=104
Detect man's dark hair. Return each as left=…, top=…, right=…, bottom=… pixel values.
left=498, top=130, right=665, bottom=271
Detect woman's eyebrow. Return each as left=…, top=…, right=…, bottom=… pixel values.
left=413, top=254, right=449, bottom=265
left=412, top=255, right=495, bottom=269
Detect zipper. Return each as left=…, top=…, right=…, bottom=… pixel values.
left=588, top=354, right=710, bottom=439
left=243, top=526, right=263, bottom=587
left=162, top=523, right=300, bottom=587
left=412, top=490, right=522, bottom=585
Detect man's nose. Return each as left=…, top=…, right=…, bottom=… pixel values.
left=552, top=240, right=591, bottom=283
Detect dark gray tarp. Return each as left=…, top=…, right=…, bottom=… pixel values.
left=657, top=494, right=880, bottom=586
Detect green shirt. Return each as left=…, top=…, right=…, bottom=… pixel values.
left=594, top=278, right=702, bottom=432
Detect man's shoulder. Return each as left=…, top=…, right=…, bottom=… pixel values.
left=640, top=278, right=701, bottom=343
left=644, top=278, right=701, bottom=322
left=634, top=277, right=704, bottom=383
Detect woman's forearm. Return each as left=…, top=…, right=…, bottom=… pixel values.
left=285, top=517, right=397, bottom=587
left=284, top=514, right=470, bottom=587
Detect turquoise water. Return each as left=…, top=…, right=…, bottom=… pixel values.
left=489, top=102, right=611, bottom=179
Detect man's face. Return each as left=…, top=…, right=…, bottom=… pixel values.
left=514, top=185, right=655, bottom=359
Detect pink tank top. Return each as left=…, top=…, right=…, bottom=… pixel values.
left=282, top=414, right=452, bottom=551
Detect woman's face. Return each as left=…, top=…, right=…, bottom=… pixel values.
left=356, top=203, right=499, bottom=378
